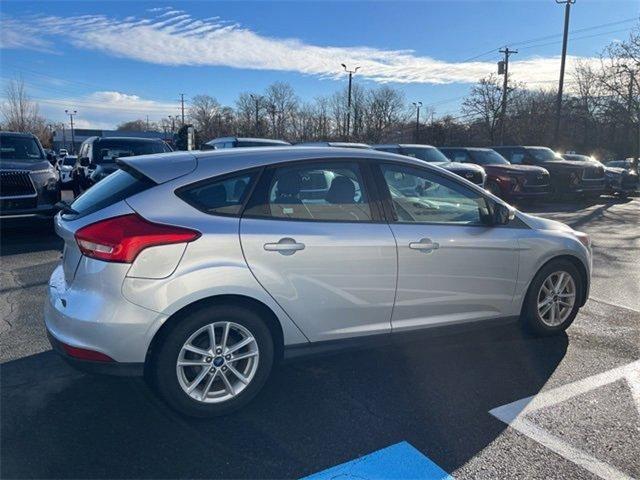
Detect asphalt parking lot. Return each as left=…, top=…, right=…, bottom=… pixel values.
left=1, top=195, right=638, bottom=479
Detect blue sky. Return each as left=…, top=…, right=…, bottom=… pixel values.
left=1, top=0, right=638, bottom=129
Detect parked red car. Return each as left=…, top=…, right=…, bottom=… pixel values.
left=439, top=147, right=550, bottom=202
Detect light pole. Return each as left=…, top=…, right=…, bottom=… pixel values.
left=341, top=63, right=360, bottom=140
left=412, top=102, right=423, bottom=142
left=250, top=94, right=262, bottom=136
left=168, top=115, right=176, bottom=133
left=65, top=109, right=77, bottom=154
left=553, top=0, right=576, bottom=147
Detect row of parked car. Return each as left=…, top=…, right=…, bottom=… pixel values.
left=205, top=137, right=639, bottom=202
left=0, top=130, right=637, bottom=221
left=0, top=131, right=172, bottom=220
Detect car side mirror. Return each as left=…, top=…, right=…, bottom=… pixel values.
left=492, top=202, right=514, bottom=226
left=80, top=157, right=90, bottom=167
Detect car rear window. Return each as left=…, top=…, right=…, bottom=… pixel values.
left=69, top=168, right=155, bottom=218
left=94, top=140, right=172, bottom=163
left=176, top=170, right=260, bottom=216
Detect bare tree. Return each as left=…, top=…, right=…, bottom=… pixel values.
left=1, top=77, right=48, bottom=143
left=461, top=74, right=503, bottom=144
left=188, top=95, right=222, bottom=142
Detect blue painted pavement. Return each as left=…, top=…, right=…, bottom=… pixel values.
left=301, top=441, right=454, bottom=480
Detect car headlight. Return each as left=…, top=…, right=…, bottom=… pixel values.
left=45, top=177, right=59, bottom=191
left=573, top=231, right=591, bottom=249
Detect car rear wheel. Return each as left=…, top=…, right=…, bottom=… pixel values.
left=152, top=304, right=274, bottom=417
left=521, top=259, right=582, bottom=336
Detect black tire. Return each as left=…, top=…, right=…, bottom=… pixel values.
left=521, top=259, right=583, bottom=336
left=151, top=304, right=274, bottom=417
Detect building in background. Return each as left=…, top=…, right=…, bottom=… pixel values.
left=52, top=129, right=174, bottom=153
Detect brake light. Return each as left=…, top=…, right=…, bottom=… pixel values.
left=75, top=214, right=200, bottom=263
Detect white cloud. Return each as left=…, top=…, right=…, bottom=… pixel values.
left=35, top=90, right=178, bottom=129
left=0, top=10, right=601, bottom=88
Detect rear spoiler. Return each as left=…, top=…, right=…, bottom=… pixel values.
left=116, top=152, right=197, bottom=184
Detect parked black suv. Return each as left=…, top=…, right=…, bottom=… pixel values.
left=439, top=147, right=550, bottom=201
left=492, top=146, right=605, bottom=198
left=373, top=144, right=486, bottom=186
left=203, top=137, right=290, bottom=149
left=564, top=153, right=638, bottom=197
left=78, top=136, right=172, bottom=186
left=0, top=132, right=60, bottom=219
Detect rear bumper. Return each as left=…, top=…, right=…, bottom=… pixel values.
left=44, top=264, right=167, bottom=370
left=47, top=329, right=143, bottom=376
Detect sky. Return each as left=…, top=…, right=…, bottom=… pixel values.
left=0, top=0, right=638, bottom=129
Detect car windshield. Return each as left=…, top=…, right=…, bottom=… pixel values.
left=0, top=136, right=43, bottom=162
left=62, top=157, right=77, bottom=166
left=94, top=140, right=170, bottom=163
left=469, top=149, right=509, bottom=165
left=527, top=147, right=562, bottom=162
left=401, top=147, right=449, bottom=163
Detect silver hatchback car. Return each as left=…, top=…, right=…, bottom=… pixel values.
left=45, top=147, right=591, bottom=416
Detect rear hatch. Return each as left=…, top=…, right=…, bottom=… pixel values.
left=56, top=152, right=197, bottom=285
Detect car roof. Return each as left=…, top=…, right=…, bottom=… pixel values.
left=121, top=146, right=452, bottom=185
left=373, top=143, right=439, bottom=149
left=93, top=136, right=164, bottom=143
left=297, top=142, right=372, bottom=149
left=208, top=137, right=290, bottom=145
left=439, top=146, right=492, bottom=151
left=0, top=131, right=37, bottom=138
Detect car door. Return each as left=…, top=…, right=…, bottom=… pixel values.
left=374, top=162, right=520, bottom=332
left=239, top=160, right=397, bottom=342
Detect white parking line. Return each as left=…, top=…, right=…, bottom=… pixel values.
left=490, top=360, right=640, bottom=480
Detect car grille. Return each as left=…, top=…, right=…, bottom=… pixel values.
left=582, top=166, right=604, bottom=180
left=451, top=169, right=484, bottom=185
left=0, top=170, right=36, bottom=198
left=524, top=173, right=549, bottom=186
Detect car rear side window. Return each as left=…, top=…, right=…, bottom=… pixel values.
left=177, top=170, right=259, bottom=216
left=245, top=161, right=373, bottom=222
left=69, top=168, right=155, bottom=218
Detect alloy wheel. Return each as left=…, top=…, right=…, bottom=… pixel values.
left=176, top=321, right=260, bottom=403
left=537, top=271, right=576, bottom=327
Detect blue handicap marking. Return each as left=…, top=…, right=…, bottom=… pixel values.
left=301, top=441, right=454, bottom=480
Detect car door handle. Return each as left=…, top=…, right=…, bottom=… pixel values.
left=264, top=238, right=305, bottom=255
left=409, top=238, right=440, bottom=252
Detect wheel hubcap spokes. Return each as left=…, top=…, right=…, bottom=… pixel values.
left=176, top=321, right=259, bottom=403
left=537, top=271, right=576, bottom=326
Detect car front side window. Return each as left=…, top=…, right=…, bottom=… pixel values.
left=380, top=163, right=490, bottom=225
left=246, top=161, right=373, bottom=222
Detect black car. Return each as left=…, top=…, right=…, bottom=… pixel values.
left=373, top=144, right=486, bottom=186
left=439, top=147, right=550, bottom=201
left=78, top=136, right=172, bottom=186
left=203, top=137, right=290, bottom=149
left=0, top=132, right=60, bottom=219
left=564, top=153, right=638, bottom=197
left=492, top=146, right=606, bottom=198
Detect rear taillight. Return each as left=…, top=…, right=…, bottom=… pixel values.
left=75, top=213, right=200, bottom=263
left=62, top=343, right=114, bottom=362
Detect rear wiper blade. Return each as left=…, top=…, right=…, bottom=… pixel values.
left=55, top=201, right=78, bottom=216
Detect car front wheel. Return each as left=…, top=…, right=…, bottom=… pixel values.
left=152, top=304, right=274, bottom=417
left=521, top=260, right=583, bottom=335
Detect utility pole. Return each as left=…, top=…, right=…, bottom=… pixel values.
left=412, top=101, right=422, bottom=142
left=498, top=47, right=517, bottom=145
left=146, top=115, right=150, bottom=131
left=65, top=109, right=77, bottom=154
left=341, top=64, right=360, bottom=140
left=180, top=93, right=185, bottom=126
left=168, top=115, right=176, bottom=133
left=553, top=0, right=576, bottom=147
left=250, top=94, right=262, bottom=136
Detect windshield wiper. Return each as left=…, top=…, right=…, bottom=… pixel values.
left=55, top=201, right=78, bottom=216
